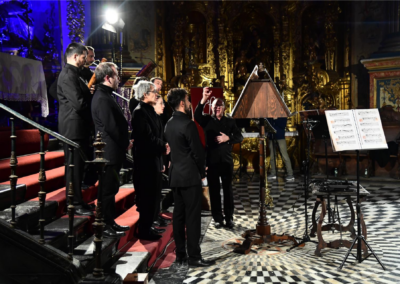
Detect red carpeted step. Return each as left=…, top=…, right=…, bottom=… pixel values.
left=0, top=166, right=65, bottom=200
left=0, top=151, right=65, bottom=182
left=118, top=212, right=174, bottom=267
left=31, top=183, right=99, bottom=217
left=115, top=205, right=140, bottom=247
left=93, top=187, right=135, bottom=218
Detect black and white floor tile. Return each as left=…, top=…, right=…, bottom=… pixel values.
left=153, top=176, right=400, bottom=283
left=187, top=177, right=400, bottom=284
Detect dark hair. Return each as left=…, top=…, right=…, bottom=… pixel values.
left=86, top=46, right=94, bottom=52
left=134, top=76, right=148, bottom=85
left=95, top=62, right=118, bottom=84
left=150, top=77, right=162, bottom=83
left=167, top=88, right=187, bottom=110
left=65, top=42, right=87, bottom=59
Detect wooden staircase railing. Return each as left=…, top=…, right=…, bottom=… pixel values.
left=0, top=102, right=129, bottom=280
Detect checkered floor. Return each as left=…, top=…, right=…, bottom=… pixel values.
left=181, top=176, right=400, bottom=284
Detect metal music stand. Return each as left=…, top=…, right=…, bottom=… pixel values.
left=339, top=150, right=386, bottom=270
left=287, top=119, right=319, bottom=251
left=304, top=112, right=335, bottom=224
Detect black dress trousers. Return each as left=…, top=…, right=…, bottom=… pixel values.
left=207, top=162, right=234, bottom=224
left=133, top=169, right=162, bottom=235
left=101, top=164, right=122, bottom=225
left=172, top=184, right=202, bottom=260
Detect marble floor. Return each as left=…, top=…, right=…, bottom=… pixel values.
left=151, top=176, right=400, bottom=284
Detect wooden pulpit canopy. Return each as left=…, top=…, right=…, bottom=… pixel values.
left=230, top=65, right=291, bottom=119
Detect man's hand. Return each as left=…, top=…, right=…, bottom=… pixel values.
left=200, top=87, right=212, bottom=104
left=90, top=85, right=95, bottom=95
left=161, top=165, right=165, bottom=173
left=165, top=143, right=171, bottom=155
left=215, top=132, right=230, bottom=144
left=127, top=139, right=133, bottom=150
left=168, top=161, right=171, bottom=168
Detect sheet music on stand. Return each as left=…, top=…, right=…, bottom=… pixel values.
left=325, top=109, right=388, bottom=152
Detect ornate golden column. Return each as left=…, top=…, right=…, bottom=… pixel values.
left=218, top=19, right=227, bottom=82
left=172, top=17, right=185, bottom=77
left=324, top=2, right=340, bottom=71
left=155, top=6, right=165, bottom=80
left=206, top=3, right=217, bottom=80
left=281, top=15, right=290, bottom=80
left=273, top=25, right=281, bottom=80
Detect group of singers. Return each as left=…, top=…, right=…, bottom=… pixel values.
left=56, top=42, right=247, bottom=267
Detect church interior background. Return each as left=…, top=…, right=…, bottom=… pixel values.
left=1, top=0, right=399, bottom=178
left=2, top=1, right=400, bottom=283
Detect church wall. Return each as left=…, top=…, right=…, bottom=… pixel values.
left=350, top=1, right=389, bottom=108
left=124, top=1, right=156, bottom=64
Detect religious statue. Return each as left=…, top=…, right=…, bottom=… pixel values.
left=235, top=50, right=252, bottom=76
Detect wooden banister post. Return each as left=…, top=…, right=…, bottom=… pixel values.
left=67, top=146, right=75, bottom=260
left=92, top=132, right=108, bottom=280
left=38, top=130, right=47, bottom=244
left=9, top=117, right=18, bottom=228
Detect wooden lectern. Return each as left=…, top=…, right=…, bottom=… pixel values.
left=230, top=65, right=301, bottom=254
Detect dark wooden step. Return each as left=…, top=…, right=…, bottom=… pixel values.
left=0, top=200, right=58, bottom=232
left=74, top=235, right=119, bottom=274
left=31, top=216, right=91, bottom=251
left=0, top=184, right=26, bottom=211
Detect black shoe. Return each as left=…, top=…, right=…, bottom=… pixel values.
left=158, top=217, right=171, bottom=227
left=151, top=227, right=166, bottom=234
left=214, top=222, right=224, bottom=229
left=153, top=219, right=169, bottom=228
left=75, top=208, right=94, bottom=216
left=137, top=231, right=162, bottom=241
left=82, top=203, right=96, bottom=210
left=103, top=224, right=126, bottom=238
left=175, top=256, right=188, bottom=266
left=81, top=184, right=91, bottom=190
left=159, top=215, right=171, bottom=222
left=112, top=223, right=130, bottom=232
left=225, top=222, right=234, bottom=229
left=188, top=258, right=215, bottom=267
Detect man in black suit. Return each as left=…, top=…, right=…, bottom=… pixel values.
left=91, top=62, right=132, bottom=238
left=57, top=43, right=93, bottom=216
left=194, top=87, right=243, bottom=229
left=131, top=81, right=170, bottom=240
left=164, top=88, right=215, bottom=267
left=80, top=46, right=95, bottom=83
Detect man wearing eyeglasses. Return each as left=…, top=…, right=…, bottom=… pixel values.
left=91, top=62, right=132, bottom=238
left=194, top=87, right=243, bottom=229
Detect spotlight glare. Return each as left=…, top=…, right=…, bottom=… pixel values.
left=105, top=9, right=119, bottom=25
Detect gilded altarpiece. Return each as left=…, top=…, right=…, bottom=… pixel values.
left=156, top=1, right=351, bottom=174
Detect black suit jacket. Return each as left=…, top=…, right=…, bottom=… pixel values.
left=164, top=111, right=205, bottom=187
left=194, top=103, right=243, bottom=165
left=57, top=64, right=92, bottom=140
left=131, top=101, right=166, bottom=172
left=91, top=84, right=129, bottom=165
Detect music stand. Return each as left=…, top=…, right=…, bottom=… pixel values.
left=300, top=110, right=335, bottom=224
left=287, top=118, right=319, bottom=251
left=323, top=109, right=386, bottom=270
left=230, top=65, right=301, bottom=254
left=338, top=151, right=385, bottom=269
